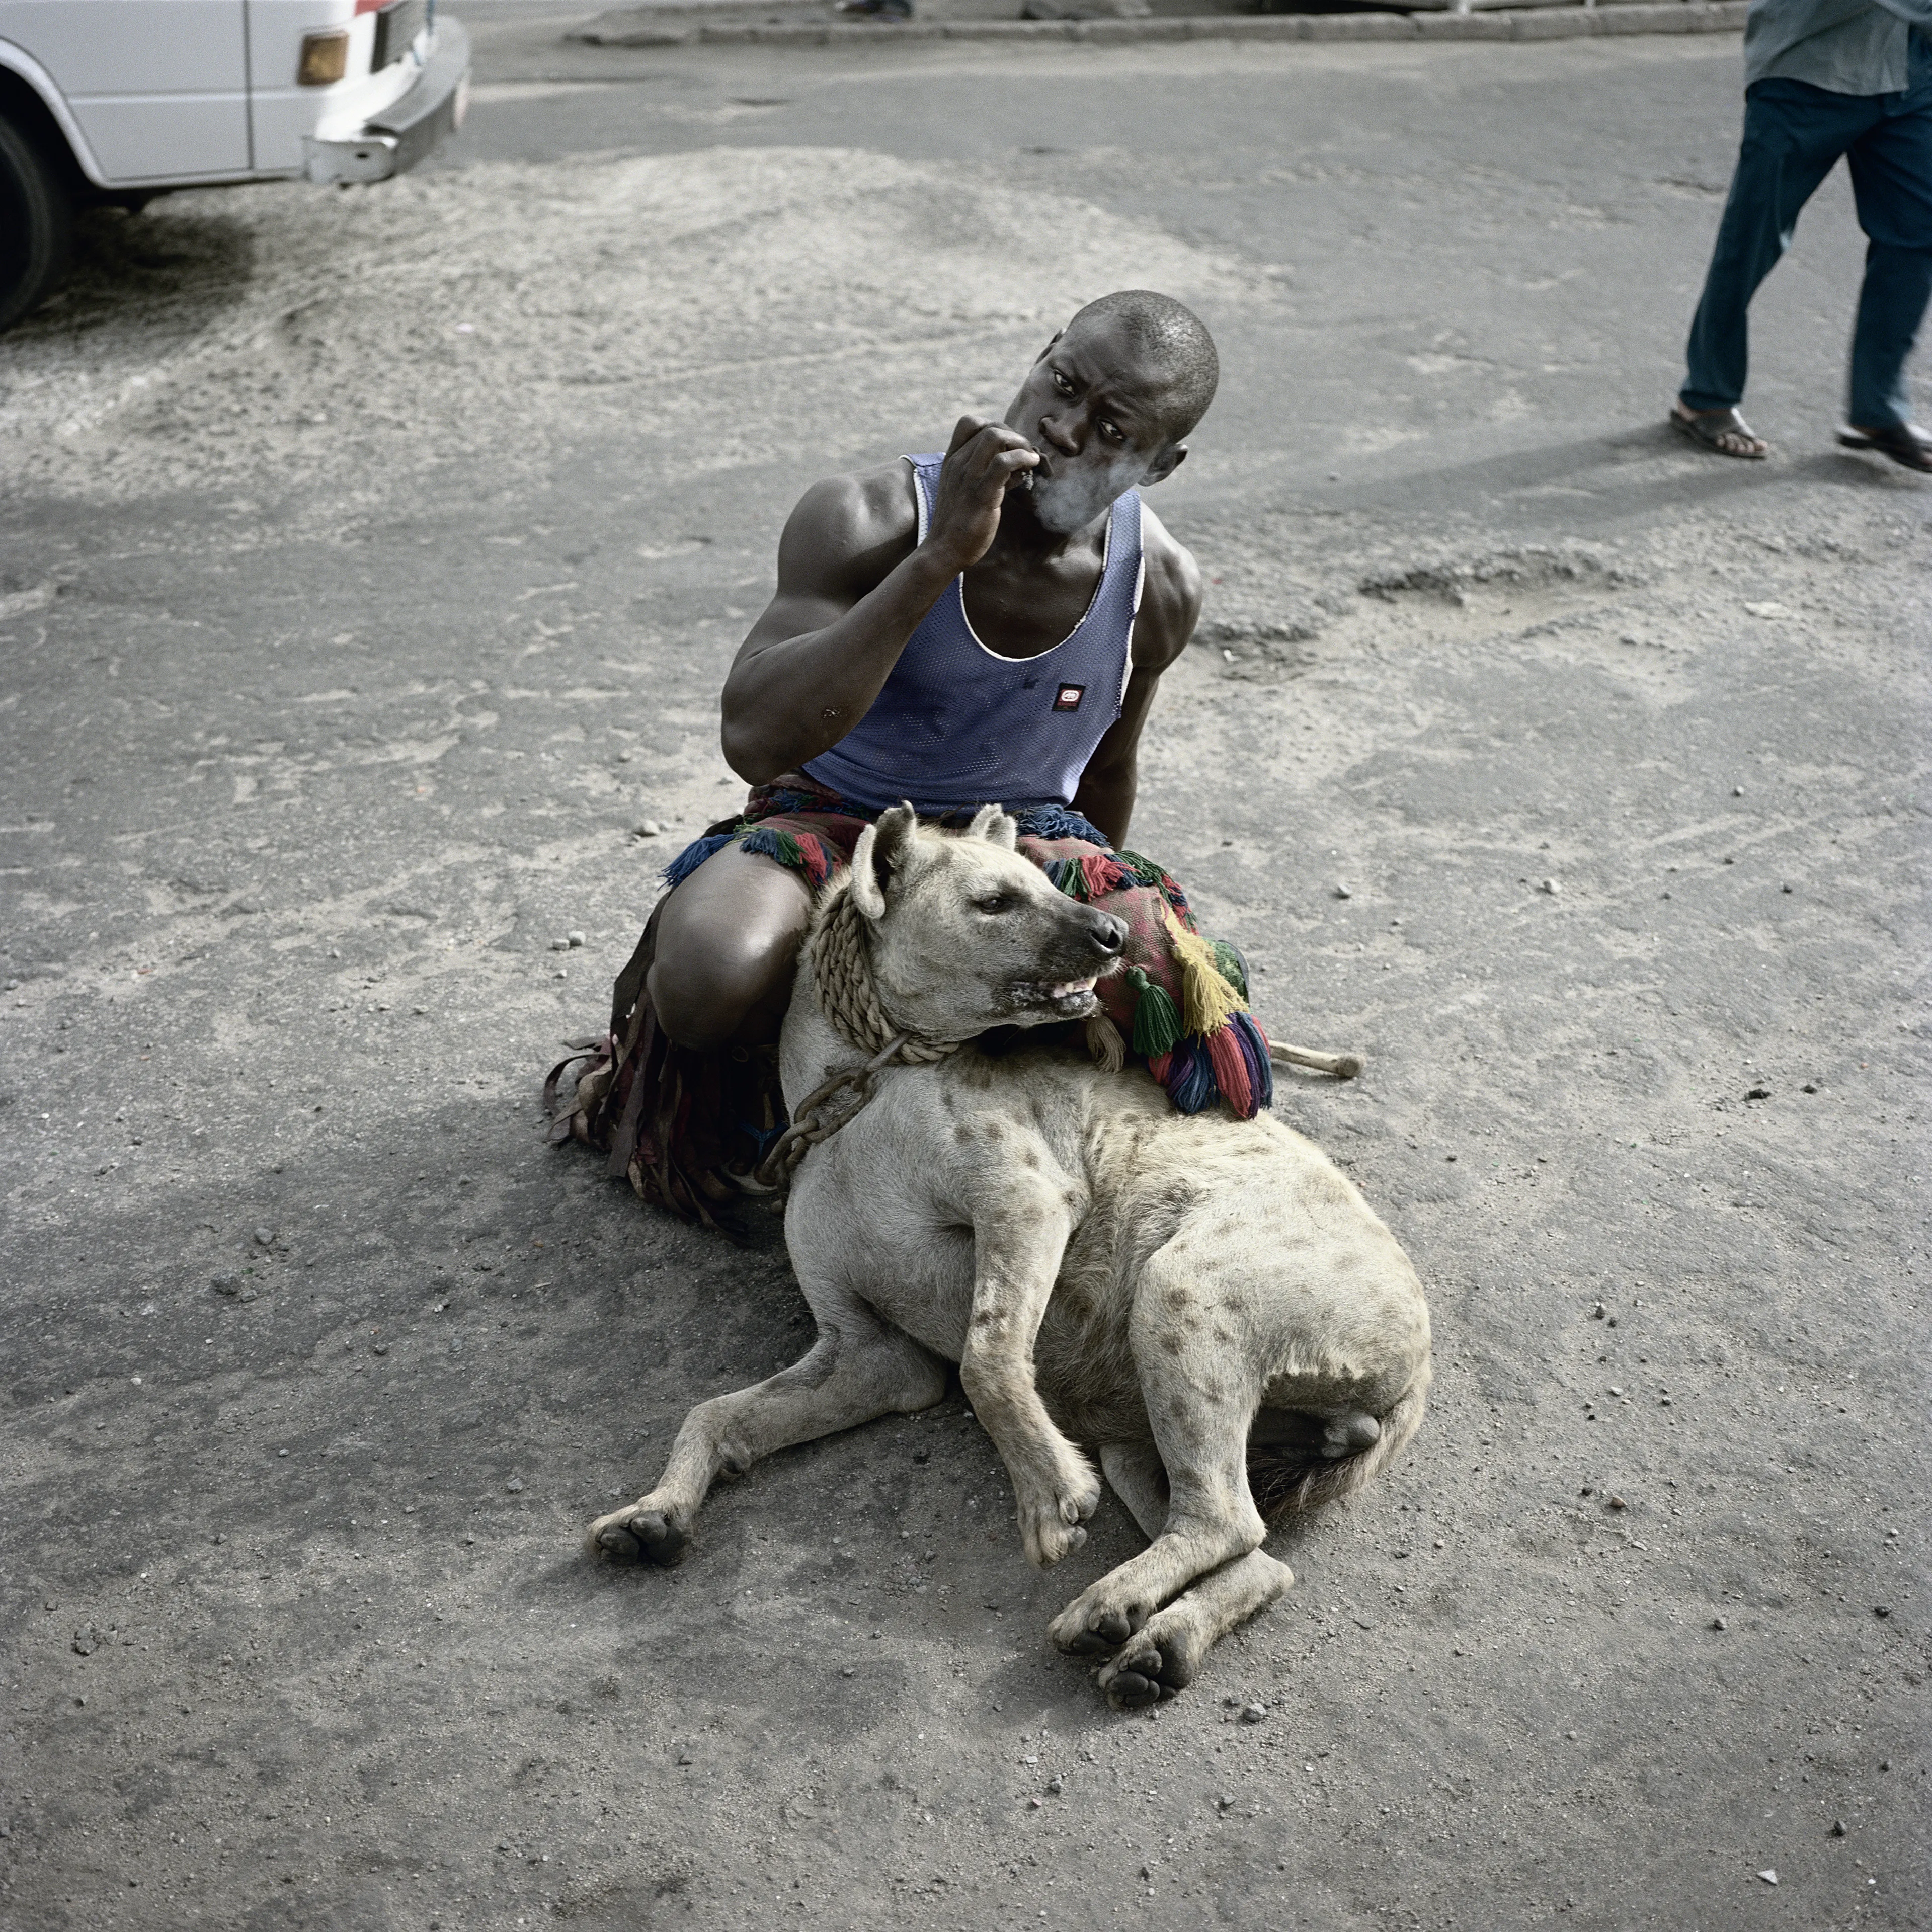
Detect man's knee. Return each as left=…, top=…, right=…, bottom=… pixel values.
left=648, top=847, right=812, bottom=1051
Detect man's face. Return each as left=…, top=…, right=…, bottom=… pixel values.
left=1002, top=316, right=1185, bottom=536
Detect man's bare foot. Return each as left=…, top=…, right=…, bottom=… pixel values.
left=1671, top=403, right=1769, bottom=459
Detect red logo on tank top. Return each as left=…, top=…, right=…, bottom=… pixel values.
left=1052, top=684, right=1085, bottom=712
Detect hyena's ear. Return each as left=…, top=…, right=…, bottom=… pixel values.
left=965, top=803, right=1018, bottom=851
left=850, top=803, right=918, bottom=920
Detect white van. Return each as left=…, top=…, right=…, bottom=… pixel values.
left=0, top=0, right=470, bottom=328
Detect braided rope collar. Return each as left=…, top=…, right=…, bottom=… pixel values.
left=753, top=882, right=961, bottom=1186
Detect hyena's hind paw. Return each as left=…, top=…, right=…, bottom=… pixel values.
left=586, top=1501, right=689, bottom=1566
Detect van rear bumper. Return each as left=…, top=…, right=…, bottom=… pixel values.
left=302, top=18, right=470, bottom=185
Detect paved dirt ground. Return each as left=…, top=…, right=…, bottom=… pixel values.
left=2, top=22, right=1927, bottom=1932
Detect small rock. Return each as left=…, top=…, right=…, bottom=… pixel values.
left=1756, top=1869, right=1778, bottom=1885
left=676, top=1751, right=693, bottom=1766
left=1027, top=1796, right=1042, bottom=1809
left=1605, top=1495, right=1628, bottom=1511
left=912, top=1447, right=930, bottom=1464
left=633, top=821, right=662, bottom=839
left=840, top=1667, right=855, bottom=1678
left=1539, top=878, right=1560, bottom=896
left=1046, top=1776, right=1063, bottom=1795
left=505, top=1477, right=525, bottom=1493
left=549, top=938, right=570, bottom=952
left=1240, top=1702, right=1266, bottom=1724
left=371, top=1343, right=388, bottom=1356
left=1802, top=1082, right=1817, bottom=1093
left=1830, top=1820, right=1847, bottom=1837
left=71, top=1625, right=99, bottom=1656
left=1333, top=881, right=1351, bottom=900
left=567, top=931, right=586, bottom=948
left=1591, top=1302, right=1607, bottom=1319
left=616, top=750, right=633, bottom=763
left=1216, top=1794, right=1235, bottom=1812
left=211, top=1273, right=242, bottom=1297
left=1743, top=600, right=1789, bottom=619
left=1873, top=1605, right=1890, bottom=1618
left=1711, top=1616, right=1727, bottom=1630
left=1745, top=1086, right=1771, bottom=1101
left=254, top=1228, right=274, bottom=1246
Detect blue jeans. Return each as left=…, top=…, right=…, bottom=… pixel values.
left=1681, top=35, right=1932, bottom=428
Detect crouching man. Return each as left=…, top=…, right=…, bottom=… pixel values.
left=550, top=289, right=1278, bottom=1219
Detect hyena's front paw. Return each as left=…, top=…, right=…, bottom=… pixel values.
left=1014, top=1455, right=1102, bottom=1568
left=1049, top=1578, right=1156, bottom=1657
left=585, top=1499, right=689, bottom=1567
left=1096, top=1607, right=1205, bottom=1710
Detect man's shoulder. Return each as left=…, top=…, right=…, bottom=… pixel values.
left=787, top=459, right=920, bottom=549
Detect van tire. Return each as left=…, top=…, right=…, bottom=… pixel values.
left=0, top=112, right=73, bottom=332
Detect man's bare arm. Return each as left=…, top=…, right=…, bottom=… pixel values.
left=720, top=420, right=1039, bottom=785
left=1069, top=508, right=1203, bottom=850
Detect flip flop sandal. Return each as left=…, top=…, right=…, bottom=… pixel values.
left=1671, top=406, right=1768, bottom=459
left=1837, top=422, right=1932, bottom=473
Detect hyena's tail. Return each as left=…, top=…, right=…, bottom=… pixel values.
left=1247, top=1367, right=1432, bottom=1523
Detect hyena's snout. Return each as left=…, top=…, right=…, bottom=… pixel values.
left=1065, top=905, right=1126, bottom=965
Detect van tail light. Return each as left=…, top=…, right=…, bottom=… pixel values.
left=297, top=30, right=350, bottom=84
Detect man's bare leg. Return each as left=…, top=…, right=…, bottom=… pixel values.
left=648, top=843, right=813, bottom=1051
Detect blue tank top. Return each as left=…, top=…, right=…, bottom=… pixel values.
left=803, top=453, right=1144, bottom=814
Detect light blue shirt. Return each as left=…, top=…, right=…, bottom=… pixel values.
left=1744, top=0, right=1932, bottom=93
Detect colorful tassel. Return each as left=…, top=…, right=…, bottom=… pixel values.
left=1162, top=905, right=1247, bottom=1038
left=794, top=832, right=833, bottom=887
left=1205, top=1024, right=1253, bottom=1118
left=1111, top=848, right=1165, bottom=890
left=1079, top=853, right=1130, bottom=899
left=661, top=830, right=738, bottom=889
left=1209, top=939, right=1249, bottom=1001
left=740, top=825, right=810, bottom=874
left=1126, top=965, right=1184, bottom=1058
left=1161, top=1038, right=1219, bottom=1114
left=1013, top=803, right=1110, bottom=845
left=1083, top=1012, right=1126, bottom=1074
left=1044, top=857, right=1086, bottom=900
left=1231, top=1011, right=1274, bottom=1114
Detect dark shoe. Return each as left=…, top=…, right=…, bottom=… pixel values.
left=1670, top=403, right=1768, bottom=459
left=1837, top=421, right=1932, bottom=473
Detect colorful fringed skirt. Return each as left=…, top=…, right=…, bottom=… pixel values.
left=545, top=774, right=1274, bottom=1223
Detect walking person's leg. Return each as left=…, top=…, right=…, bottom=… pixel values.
left=1838, top=49, right=1932, bottom=470
left=1675, top=80, right=1865, bottom=456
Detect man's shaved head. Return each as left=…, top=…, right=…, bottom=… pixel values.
left=1065, top=290, right=1220, bottom=443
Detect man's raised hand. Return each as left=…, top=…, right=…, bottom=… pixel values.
left=925, top=417, right=1041, bottom=573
